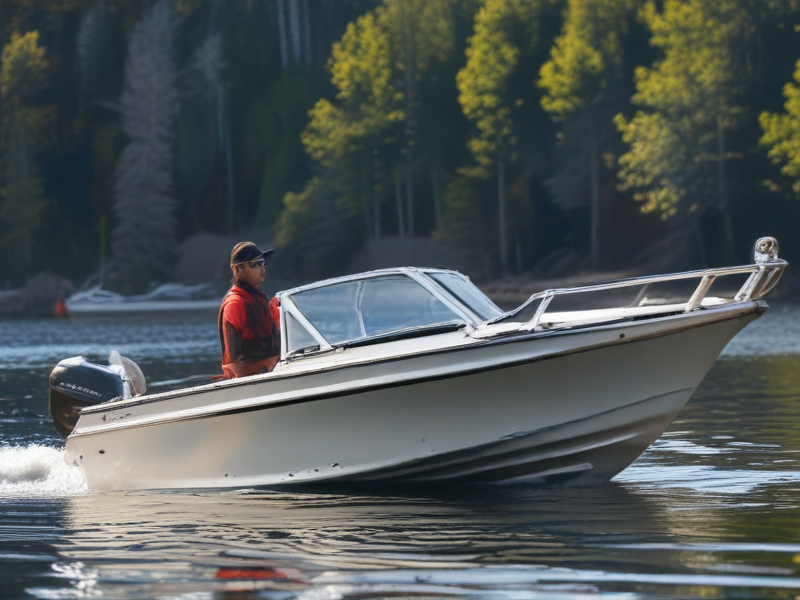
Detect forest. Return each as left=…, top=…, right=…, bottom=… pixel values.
left=2, top=0, right=800, bottom=293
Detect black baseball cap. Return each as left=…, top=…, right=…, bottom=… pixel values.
left=230, top=242, right=274, bottom=265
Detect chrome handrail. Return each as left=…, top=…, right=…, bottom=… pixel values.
left=485, top=237, right=787, bottom=332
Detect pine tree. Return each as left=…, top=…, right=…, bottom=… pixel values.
left=538, top=0, right=637, bottom=266
left=110, top=0, right=179, bottom=292
left=455, top=0, right=561, bottom=275
left=0, top=30, right=53, bottom=279
left=614, top=0, right=749, bottom=260
left=760, top=59, right=800, bottom=196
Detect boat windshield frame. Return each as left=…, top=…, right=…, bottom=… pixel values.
left=277, top=268, right=492, bottom=360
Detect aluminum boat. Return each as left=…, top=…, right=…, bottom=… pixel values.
left=50, top=237, right=787, bottom=491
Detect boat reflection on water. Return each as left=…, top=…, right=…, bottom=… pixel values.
left=48, top=483, right=674, bottom=599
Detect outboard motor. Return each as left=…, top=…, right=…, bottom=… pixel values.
left=49, top=352, right=146, bottom=438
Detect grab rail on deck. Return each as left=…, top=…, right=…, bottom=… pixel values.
left=484, top=237, right=788, bottom=332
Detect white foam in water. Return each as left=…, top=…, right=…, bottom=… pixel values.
left=0, top=445, right=87, bottom=497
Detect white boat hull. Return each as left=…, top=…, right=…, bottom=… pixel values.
left=65, top=303, right=760, bottom=490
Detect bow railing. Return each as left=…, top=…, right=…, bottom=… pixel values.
left=484, top=237, right=788, bottom=333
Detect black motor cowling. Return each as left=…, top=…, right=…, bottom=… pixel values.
left=49, top=354, right=146, bottom=438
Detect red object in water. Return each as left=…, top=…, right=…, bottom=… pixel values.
left=215, top=567, right=290, bottom=580
left=54, top=297, right=68, bottom=318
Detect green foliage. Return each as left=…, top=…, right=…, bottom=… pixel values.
left=382, top=0, right=455, bottom=76
left=280, top=0, right=463, bottom=271
left=457, top=0, right=526, bottom=169
left=615, top=0, right=748, bottom=219
left=303, top=10, right=402, bottom=168
left=0, top=30, right=53, bottom=277
left=451, top=0, right=561, bottom=273
left=438, top=166, right=490, bottom=248
left=275, top=177, right=364, bottom=279
left=3, top=0, right=800, bottom=288
left=539, top=0, right=636, bottom=118
left=760, top=59, right=800, bottom=195
left=252, top=70, right=318, bottom=226
left=276, top=10, right=399, bottom=275
left=0, top=31, right=49, bottom=100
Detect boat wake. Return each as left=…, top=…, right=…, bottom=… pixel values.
left=0, top=445, right=86, bottom=497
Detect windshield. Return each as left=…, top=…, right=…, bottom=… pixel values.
left=290, top=275, right=464, bottom=346
left=428, top=272, right=503, bottom=321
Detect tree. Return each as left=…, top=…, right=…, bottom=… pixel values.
left=760, top=59, right=800, bottom=196
left=109, top=0, right=179, bottom=292
left=0, top=30, right=53, bottom=278
left=381, top=0, right=455, bottom=236
left=614, top=0, right=749, bottom=261
left=304, top=8, right=403, bottom=232
left=538, top=0, right=637, bottom=266
left=287, top=0, right=460, bottom=257
left=274, top=10, right=400, bottom=273
left=456, top=0, right=561, bottom=275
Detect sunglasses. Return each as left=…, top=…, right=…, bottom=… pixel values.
left=248, top=260, right=266, bottom=268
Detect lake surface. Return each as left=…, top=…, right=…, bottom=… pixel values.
left=2, top=304, right=800, bottom=599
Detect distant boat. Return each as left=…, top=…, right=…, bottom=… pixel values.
left=65, top=283, right=222, bottom=316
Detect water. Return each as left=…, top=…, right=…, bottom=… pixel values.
left=2, top=306, right=800, bottom=599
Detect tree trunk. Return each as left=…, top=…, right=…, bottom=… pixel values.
left=402, top=2, right=415, bottom=238
left=99, top=215, right=107, bottom=287
left=277, top=0, right=288, bottom=70
left=288, top=0, right=301, bottom=63
left=374, top=198, right=381, bottom=239
left=225, top=99, right=235, bottom=234
left=694, top=216, right=709, bottom=268
left=718, top=117, right=735, bottom=260
left=589, top=120, right=600, bottom=268
left=363, top=161, right=372, bottom=236
left=498, top=159, right=508, bottom=276
left=431, top=166, right=441, bottom=230
left=406, top=154, right=414, bottom=237
left=395, top=180, right=405, bottom=237
left=302, top=0, right=311, bottom=66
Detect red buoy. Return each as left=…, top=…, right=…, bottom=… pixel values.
left=54, top=297, right=68, bottom=318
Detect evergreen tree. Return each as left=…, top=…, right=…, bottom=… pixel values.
left=455, top=0, right=562, bottom=275
left=109, top=0, right=179, bottom=292
left=760, top=59, right=800, bottom=196
left=381, top=0, right=456, bottom=236
left=276, top=10, right=399, bottom=275
left=614, top=0, right=750, bottom=260
left=0, top=30, right=53, bottom=280
left=538, top=0, right=637, bottom=266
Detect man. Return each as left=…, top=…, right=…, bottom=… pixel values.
left=218, top=242, right=281, bottom=379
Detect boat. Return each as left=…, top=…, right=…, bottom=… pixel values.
left=49, top=237, right=787, bottom=491
left=64, top=283, right=222, bottom=316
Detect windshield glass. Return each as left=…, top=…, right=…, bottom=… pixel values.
left=290, top=275, right=464, bottom=345
left=428, top=272, right=503, bottom=321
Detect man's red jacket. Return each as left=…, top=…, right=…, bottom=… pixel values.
left=218, top=283, right=281, bottom=379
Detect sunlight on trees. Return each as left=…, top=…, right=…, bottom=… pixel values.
left=760, top=59, right=800, bottom=196
left=0, top=30, right=53, bottom=276
left=455, top=0, right=560, bottom=276
left=279, top=0, right=460, bottom=275
left=539, top=0, right=637, bottom=266
left=2, top=0, right=800, bottom=288
left=615, top=0, right=748, bottom=258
